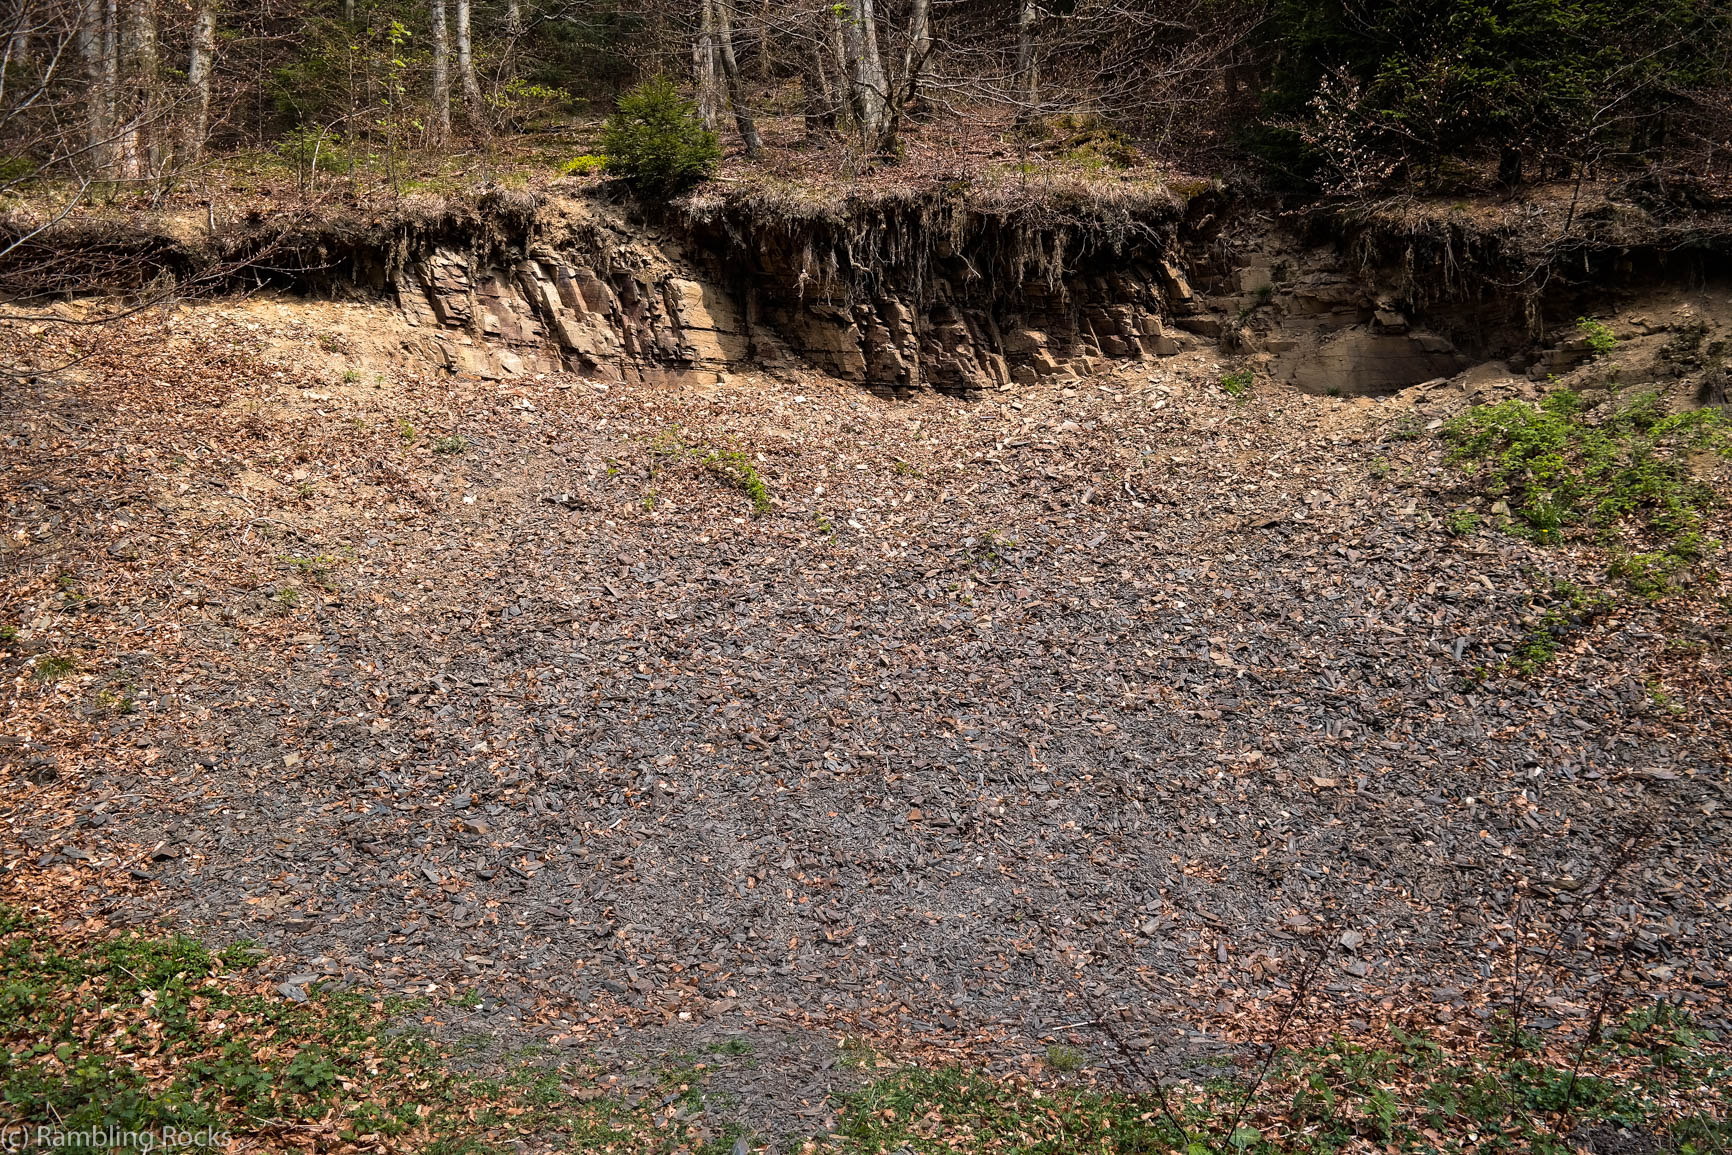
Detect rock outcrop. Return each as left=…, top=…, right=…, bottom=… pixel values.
left=386, top=187, right=1204, bottom=393
left=677, top=188, right=1195, bottom=397
left=392, top=202, right=756, bottom=383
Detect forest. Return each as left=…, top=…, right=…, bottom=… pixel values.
left=3, top=0, right=1729, bottom=200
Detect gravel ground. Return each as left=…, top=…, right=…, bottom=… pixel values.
left=3, top=298, right=1729, bottom=1129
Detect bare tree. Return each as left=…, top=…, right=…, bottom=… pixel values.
left=1015, top=0, right=1039, bottom=124
left=818, top=0, right=946, bottom=152
left=75, top=0, right=111, bottom=173
left=74, top=0, right=122, bottom=176
left=502, top=0, right=523, bottom=79
left=180, top=0, right=217, bottom=166
left=693, top=0, right=721, bottom=130
left=899, top=0, right=932, bottom=113
left=797, top=4, right=837, bottom=141
left=431, top=0, right=452, bottom=144
left=840, top=0, right=890, bottom=148
left=713, top=0, right=762, bottom=158
left=455, top=0, right=485, bottom=128
left=110, top=0, right=160, bottom=178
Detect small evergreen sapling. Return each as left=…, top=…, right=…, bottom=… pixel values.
left=600, top=77, right=721, bottom=194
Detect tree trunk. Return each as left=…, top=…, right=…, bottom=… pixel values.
left=858, top=0, right=888, bottom=140
left=713, top=0, right=762, bottom=158
left=1498, top=144, right=1523, bottom=186
left=342, top=0, right=356, bottom=22
left=693, top=0, right=720, bottom=131
left=1015, top=0, right=1039, bottom=125
left=454, top=0, right=484, bottom=128
left=756, top=0, right=774, bottom=83
left=503, top=0, right=522, bottom=79
left=899, top=0, right=931, bottom=113
left=113, top=0, right=153, bottom=178
left=137, top=0, right=159, bottom=171
left=430, top=0, right=451, bottom=144
left=76, top=0, right=112, bottom=174
left=841, top=0, right=889, bottom=148
left=180, top=0, right=216, bottom=166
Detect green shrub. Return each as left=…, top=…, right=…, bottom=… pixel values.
left=1220, top=369, right=1254, bottom=398
left=488, top=77, right=577, bottom=132
left=0, top=155, right=36, bottom=183
left=599, top=76, right=720, bottom=195
left=1578, top=316, right=1617, bottom=357
left=1260, top=0, right=1719, bottom=190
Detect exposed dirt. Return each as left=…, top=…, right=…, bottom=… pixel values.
left=2, top=291, right=1729, bottom=1142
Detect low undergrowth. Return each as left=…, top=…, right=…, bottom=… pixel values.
left=830, top=1011, right=1731, bottom=1155
left=1501, top=578, right=1616, bottom=677
left=0, top=910, right=726, bottom=1153
left=1440, top=389, right=1731, bottom=594
left=0, top=909, right=432, bottom=1146
left=640, top=426, right=774, bottom=515
left=4, top=916, right=1727, bottom=1153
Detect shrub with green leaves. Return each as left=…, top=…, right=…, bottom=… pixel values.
left=275, top=124, right=350, bottom=174
left=1578, top=316, right=1617, bottom=357
left=599, top=76, right=720, bottom=195
left=1441, top=389, right=1731, bottom=591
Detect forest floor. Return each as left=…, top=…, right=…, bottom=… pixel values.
left=2, top=292, right=1730, bottom=1150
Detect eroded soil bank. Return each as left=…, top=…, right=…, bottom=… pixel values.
left=1, top=186, right=1730, bottom=1144
left=8, top=181, right=1729, bottom=399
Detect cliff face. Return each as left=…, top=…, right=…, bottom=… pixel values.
left=379, top=186, right=1730, bottom=399
left=383, top=185, right=1202, bottom=396
left=6, top=182, right=1729, bottom=399
left=672, top=187, right=1199, bottom=397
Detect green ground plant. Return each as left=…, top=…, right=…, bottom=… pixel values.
left=1504, top=578, right=1614, bottom=675
left=558, top=154, right=608, bottom=177
left=631, top=428, right=774, bottom=514
left=1445, top=508, right=1482, bottom=537
left=830, top=1010, right=1730, bottom=1155
left=1440, top=389, right=1731, bottom=592
left=1045, top=1044, right=1088, bottom=1073
left=1, top=914, right=1726, bottom=1154
left=31, top=654, right=76, bottom=681
left=1221, top=369, right=1255, bottom=398
left=1578, top=317, right=1618, bottom=357
left=0, top=912, right=735, bottom=1152
left=701, top=449, right=773, bottom=513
